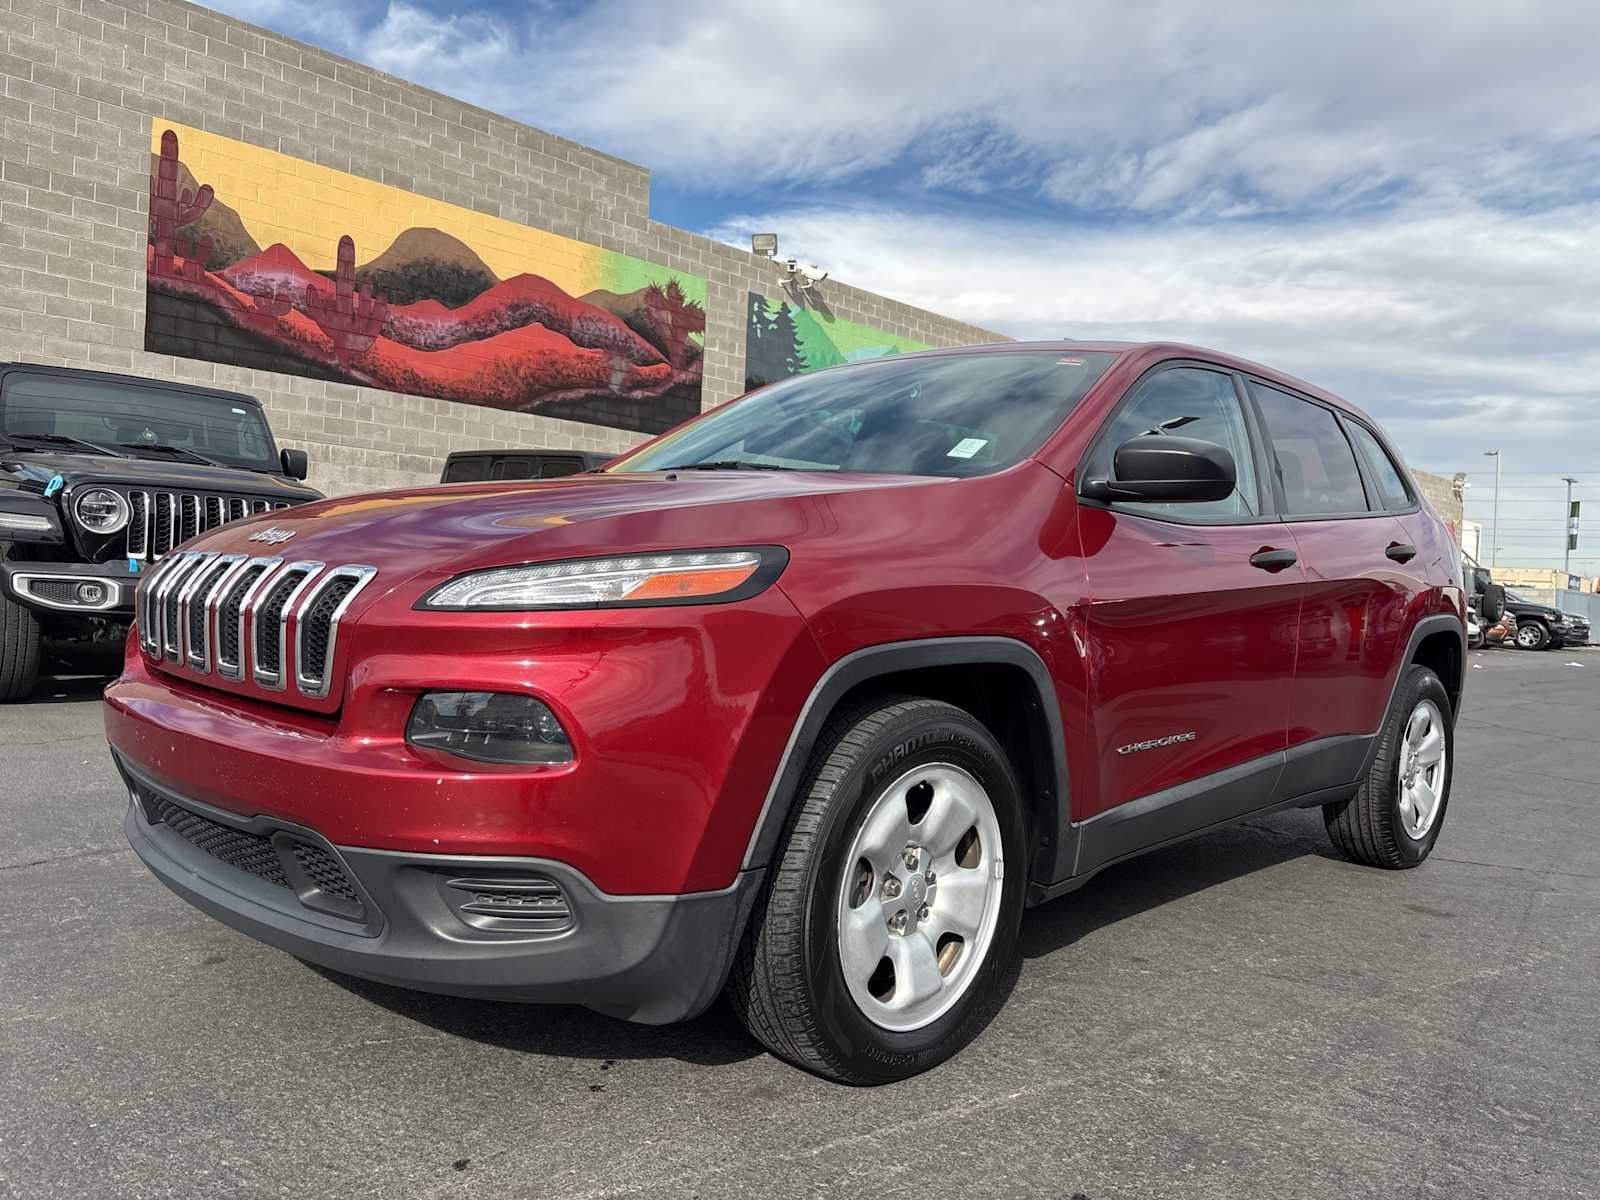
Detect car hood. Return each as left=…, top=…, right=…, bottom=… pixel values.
left=183, top=469, right=925, bottom=580
left=2, top=450, right=317, bottom=499
left=1505, top=600, right=1561, bottom=619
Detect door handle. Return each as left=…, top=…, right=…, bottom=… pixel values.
left=1385, top=543, right=1417, bottom=563
left=1249, top=547, right=1298, bottom=571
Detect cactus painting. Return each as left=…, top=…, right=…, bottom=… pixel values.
left=143, top=121, right=705, bottom=434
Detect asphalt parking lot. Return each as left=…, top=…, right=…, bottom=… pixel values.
left=2, top=648, right=1597, bottom=1199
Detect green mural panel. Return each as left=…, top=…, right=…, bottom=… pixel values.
left=745, top=292, right=932, bottom=390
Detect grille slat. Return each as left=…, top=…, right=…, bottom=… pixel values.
left=137, top=553, right=375, bottom=702
left=106, top=490, right=305, bottom=564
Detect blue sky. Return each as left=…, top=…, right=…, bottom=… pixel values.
left=212, top=0, right=1600, bottom=571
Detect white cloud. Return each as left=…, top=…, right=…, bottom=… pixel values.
left=209, top=0, right=1600, bottom=216
left=706, top=198, right=1600, bottom=480
left=199, top=0, right=1600, bottom=565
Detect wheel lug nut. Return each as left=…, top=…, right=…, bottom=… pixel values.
left=902, top=847, right=920, bottom=870
left=888, top=909, right=909, bottom=934
left=926, top=870, right=936, bottom=885
left=881, top=874, right=902, bottom=899
left=917, top=903, right=930, bottom=922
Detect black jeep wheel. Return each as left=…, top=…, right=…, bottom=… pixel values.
left=0, top=592, right=42, bottom=702
left=728, top=696, right=1026, bottom=1084
left=1514, top=620, right=1550, bottom=651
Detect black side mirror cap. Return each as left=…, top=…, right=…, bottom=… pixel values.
left=1082, top=434, right=1236, bottom=504
left=280, top=448, right=309, bottom=480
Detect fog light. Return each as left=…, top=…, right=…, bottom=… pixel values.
left=406, top=692, right=573, bottom=765
left=76, top=581, right=107, bottom=606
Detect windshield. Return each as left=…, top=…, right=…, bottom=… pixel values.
left=608, top=350, right=1117, bottom=478
left=0, top=372, right=279, bottom=471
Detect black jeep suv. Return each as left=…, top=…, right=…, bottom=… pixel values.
left=1503, top=590, right=1591, bottom=651
left=0, top=364, right=321, bottom=700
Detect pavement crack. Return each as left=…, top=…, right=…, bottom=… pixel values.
left=0, top=845, right=132, bottom=872
left=1430, top=854, right=1600, bottom=882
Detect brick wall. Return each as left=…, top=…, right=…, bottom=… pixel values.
left=0, top=0, right=1002, bottom=496
left=1413, top=469, right=1464, bottom=534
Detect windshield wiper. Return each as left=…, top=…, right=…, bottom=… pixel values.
left=659, top=459, right=797, bottom=471
left=2, top=432, right=123, bottom=457
left=119, top=442, right=226, bottom=468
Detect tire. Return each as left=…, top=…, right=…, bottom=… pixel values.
left=1323, top=664, right=1452, bottom=869
left=728, top=696, right=1026, bottom=1084
left=1480, top=583, right=1505, bottom=624
left=1514, top=620, right=1550, bottom=651
left=0, top=591, right=42, bottom=702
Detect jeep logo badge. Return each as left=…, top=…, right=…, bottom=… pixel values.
left=248, top=526, right=296, bottom=545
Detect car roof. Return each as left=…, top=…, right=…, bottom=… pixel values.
left=444, top=449, right=607, bottom=461
left=883, top=340, right=1364, bottom=419
left=0, top=362, right=263, bottom=407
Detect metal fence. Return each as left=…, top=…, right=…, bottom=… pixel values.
left=1517, top=589, right=1598, bottom=644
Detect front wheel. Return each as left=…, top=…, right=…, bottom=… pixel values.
left=1514, top=621, right=1550, bottom=651
left=728, top=696, right=1025, bottom=1084
left=0, top=592, right=41, bottom=702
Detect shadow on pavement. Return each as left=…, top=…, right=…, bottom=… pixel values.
left=304, top=963, right=765, bottom=1069
left=21, top=672, right=111, bottom=705
left=305, top=810, right=1337, bottom=1073
left=1018, top=809, right=1334, bottom=961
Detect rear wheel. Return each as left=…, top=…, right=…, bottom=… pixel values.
left=1514, top=620, right=1550, bottom=650
left=1324, top=665, right=1452, bottom=868
left=0, top=592, right=41, bottom=702
left=728, top=697, right=1025, bottom=1084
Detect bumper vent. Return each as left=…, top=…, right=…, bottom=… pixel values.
left=442, top=874, right=575, bottom=934
left=137, top=553, right=376, bottom=702
left=132, top=781, right=368, bottom=925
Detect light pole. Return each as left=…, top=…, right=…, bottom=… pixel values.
left=1483, top=450, right=1501, bottom=569
left=1563, top=476, right=1578, bottom=578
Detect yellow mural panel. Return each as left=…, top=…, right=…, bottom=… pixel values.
left=144, top=121, right=706, bottom=434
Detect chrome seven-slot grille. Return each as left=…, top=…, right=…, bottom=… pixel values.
left=137, top=551, right=377, bottom=699
left=124, top=492, right=293, bottom=562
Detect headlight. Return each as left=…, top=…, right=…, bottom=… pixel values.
left=73, top=487, right=130, bottom=534
left=420, top=547, right=785, bottom=611
left=407, top=692, right=573, bottom=765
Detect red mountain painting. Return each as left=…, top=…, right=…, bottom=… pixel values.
left=143, top=127, right=706, bottom=434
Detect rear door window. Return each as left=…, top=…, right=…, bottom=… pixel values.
left=443, top=457, right=490, bottom=483
left=1248, top=383, right=1370, bottom=516
left=1345, top=421, right=1413, bottom=511
left=492, top=457, right=535, bottom=480
left=537, top=457, right=585, bottom=478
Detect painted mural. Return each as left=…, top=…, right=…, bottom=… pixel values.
left=144, top=123, right=706, bottom=433
left=744, top=291, right=931, bottom=391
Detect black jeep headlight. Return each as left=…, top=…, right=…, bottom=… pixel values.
left=406, top=692, right=573, bottom=765
left=73, top=487, right=130, bottom=534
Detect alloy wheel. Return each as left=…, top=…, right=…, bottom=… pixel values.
left=836, top=763, right=1004, bottom=1032
left=1396, top=699, right=1447, bottom=839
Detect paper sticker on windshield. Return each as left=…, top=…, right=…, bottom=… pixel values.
left=231, top=407, right=247, bottom=415
left=1056, top=356, right=1086, bottom=366
left=947, top=438, right=988, bottom=459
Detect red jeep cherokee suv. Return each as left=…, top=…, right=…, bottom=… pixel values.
left=106, top=342, right=1465, bottom=1083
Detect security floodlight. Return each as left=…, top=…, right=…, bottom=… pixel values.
left=751, top=233, right=778, bottom=258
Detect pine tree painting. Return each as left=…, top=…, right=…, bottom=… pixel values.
left=744, top=292, right=929, bottom=391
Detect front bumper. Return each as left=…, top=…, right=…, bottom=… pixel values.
left=1554, top=621, right=1591, bottom=647
left=1, top=557, right=139, bottom=617
left=117, top=752, right=764, bottom=1024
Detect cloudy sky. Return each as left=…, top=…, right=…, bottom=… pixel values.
left=213, top=0, right=1600, bottom=570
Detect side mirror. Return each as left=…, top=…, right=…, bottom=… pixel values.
left=280, top=448, right=309, bottom=480
left=1082, top=434, right=1236, bottom=504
